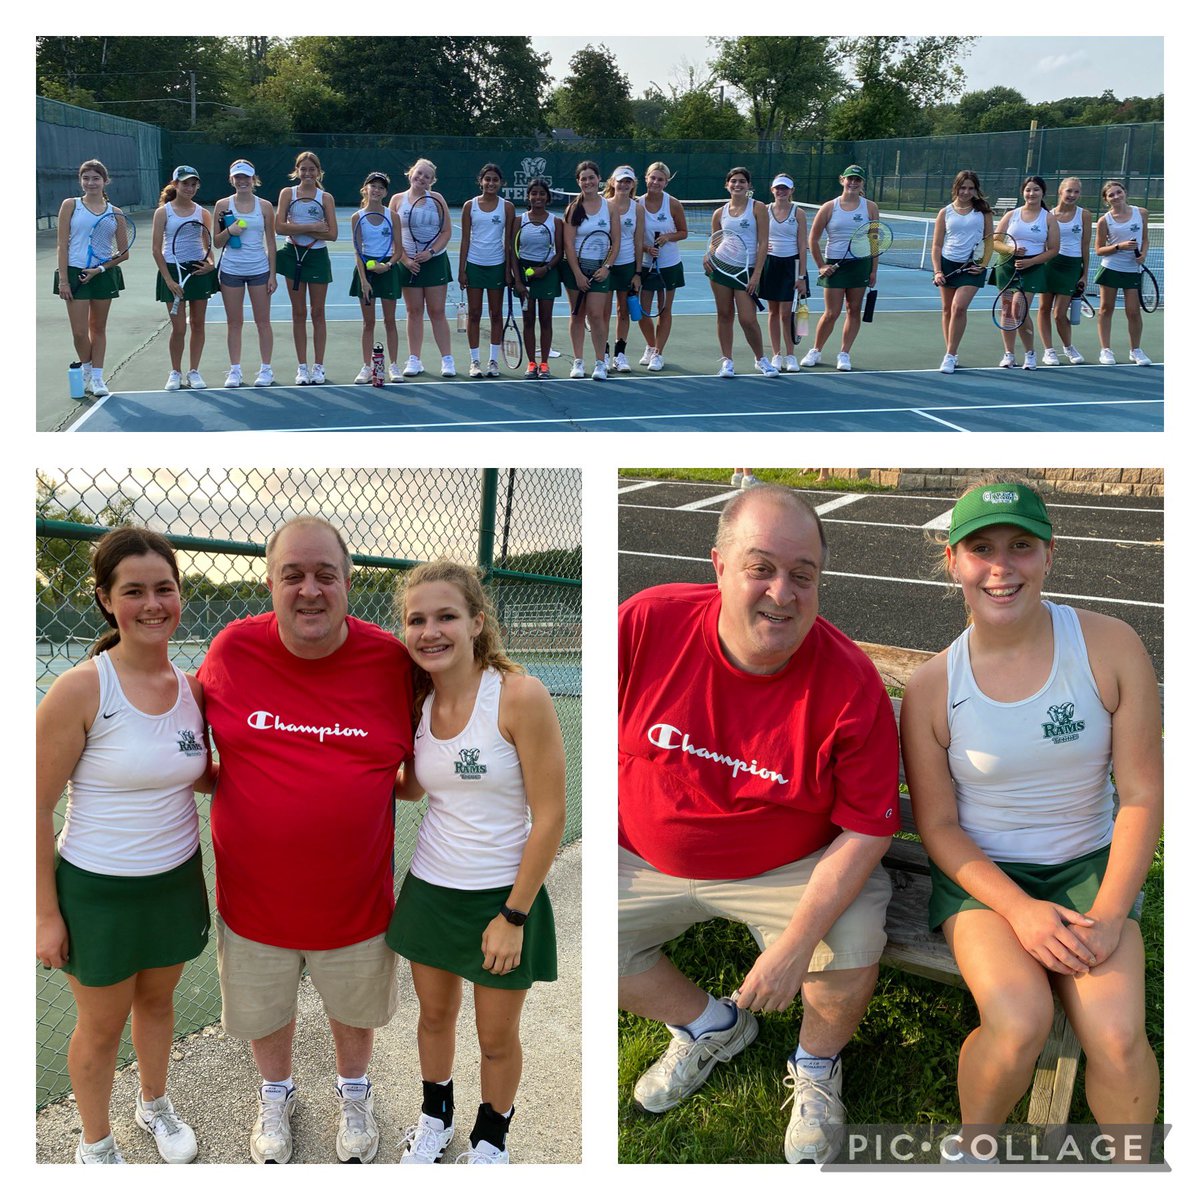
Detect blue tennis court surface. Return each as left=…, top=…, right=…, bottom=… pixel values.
left=70, top=363, right=1162, bottom=433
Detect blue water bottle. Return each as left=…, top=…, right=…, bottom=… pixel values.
left=68, top=362, right=85, bottom=399
left=627, top=286, right=642, bottom=321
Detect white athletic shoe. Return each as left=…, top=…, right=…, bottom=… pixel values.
left=354, top=364, right=372, bottom=384
left=164, top=370, right=183, bottom=392
left=835, top=352, right=852, bottom=371
left=592, top=360, right=608, bottom=380
left=569, top=359, right=586, bottom=379
left=1022, top=350, right=1037, bottom=370
left=741, top=473, right=761, bottom=489
left=639, top=346, right=654, bottom=365
left=295, top=365, right=309, bottom=386
left=135, top=1093, right=198, bottom=1164
left=441, top=356, right=457, bottom=377
left=456, top=1139, right=509, bottom=1164
left=469, top=359, right=483, bottom=378
left=76, top=1134, right=125, bottom=1164
left=404, top=355, right=424, bottom=377
left=770, top=354, right=783, bottom=369
left=250, top=1083, right=297, bottom=1164
left=615, top=352, right=631, bottom=372
left=783, top=355, right=799, bottom=372
left=799, top=348, right=821, bottom=367
left=186, top=369, right=207, bottom=389
left=310, top=364, right=326, bottom=385
left=335, top=1081, right=379, bottom=1164
left=1042, top=347, right=1060, bottom=365
left=998, top=351, right=1017, bottom=368
left=253, top=365, right=274, bottom=387
left=1130, top=348, right=1153, bottom=366
left=1098, top=347, right=1117, bottom=365
left=1064, top=345, right=1086, bottom=364
left=224, top=366, right=243, bottom=388
left=400, top=1112, right=455, bottom=1163
left=718, top=358, right=735, bottom=378
left=940, top=353, right=957, bottom=374
left=648, top=353, right=664, bottom=372
left=730, top=472, right=743, bottom=487
left=91, top=376, right=110, bottom=398
left=783, top=1057, right=846, bottom=1165
left=757, top=357, right=780, bottom=377
left=389, top=362, right=403, bottom=383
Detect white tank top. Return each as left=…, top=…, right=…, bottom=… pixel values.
left=719, top=200, right=758, bottom=259
left=409, top=667, right=532, bottom=890
left=640, top=192, right=682, bottom=269
left=285, top=187, right=328, bottom=250
left=218, top=196, right=269, bottom=275
left=1054, top=208, right=1087, bottom=258
left=767, top=203, right=802, bottom=257
left=612, top=197, right=638, bottom=266
left=161, top=202, right=204, bottom=264
left=466, top=196, right=507, bottom=266
left=824, top=195, right=870, bottom=258
left=1102, top=209, right=1144, bottom=271
left=1006, top=206, right=1049, bottom=257
left=397, top=192, right=446, bottom=258
left=572, top=198, right=613, bottom=257
left=68, top=199, right=112, bottom=268
left=945, top=602, right=1115, bottom=865
left=942, top=205, right=985, bottom=261
left=58, top=652, right=206, bottom=876
left=517, top=211, right=558, bottom=262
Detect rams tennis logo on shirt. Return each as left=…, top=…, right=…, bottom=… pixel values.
left=246, top=710, right=369, bottom=742
left=646, top=723, right=789, bottom=784
left=1042, top=701, right=1085, bottom=744
left=177, top=729, right=204, bottom=756
left=453, top=747, right=488, bottom=780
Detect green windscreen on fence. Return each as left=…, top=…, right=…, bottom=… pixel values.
left=35, top=467, right=582, bottom=1108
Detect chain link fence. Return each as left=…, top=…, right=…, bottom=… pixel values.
left=35, top=467, right=582, bottom=1108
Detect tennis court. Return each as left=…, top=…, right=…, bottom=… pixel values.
left=40, top=202, right=1164, bottom=434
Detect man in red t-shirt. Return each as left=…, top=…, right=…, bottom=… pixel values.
left=618, top=486, right=899, bottom=1163
left=199, top=517, right=413, bottom=1165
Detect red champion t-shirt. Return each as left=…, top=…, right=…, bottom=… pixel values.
left=618, top=584, right=899, bottom=879
left=198, top=613, right=414, bottom=949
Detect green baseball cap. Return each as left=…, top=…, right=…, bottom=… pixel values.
left=841, top=164, right=867, bottom=179
left=948, top=484, right=1052, bottom=545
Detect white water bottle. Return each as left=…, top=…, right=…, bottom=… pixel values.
left=1069, top=296, right=1082, bottom=325
left=797, top=301, right=810, bottom=339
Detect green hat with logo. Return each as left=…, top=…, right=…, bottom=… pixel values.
left=841, top=164, right=867, bottom=179
left=948, top=483, right=1052, bottom=545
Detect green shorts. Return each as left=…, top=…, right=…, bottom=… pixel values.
left=398, top=250, right=452, bottom=289
left=938, top=254, right=987, bottom=290
left=56, top=847, right=210, bottom=987
left=465, top=261, right=506, bottom=290
left=642, top=261, right=685, bottom=292
left=519, top=262, right=561, bottom=302
left=155, top=270, right=218, bottom=305
left=386, top=872, right=557, bottom=990
left=349, top=263, right=402, bottom=300
left=1043, top=254, right=1085, bottom=296
left=928, top=842, right=1140, bottom=931
left=760, top=254, right=799, bottom=302
left=53, top=265, right=125, bottom=301
left=608, top=261, right=638, bottom=291
left=819, top=255, right=871, bottom=290
left=995, top=259, right=1048, bottom=294
left=705, top=260, right=751, bottom=293
left=563, top=264, right=613, bottom=295
left=275, top=243, right=333, bottom=285
left=1095, top=266, right=1141, bottom=291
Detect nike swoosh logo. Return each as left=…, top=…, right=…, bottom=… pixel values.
left=951, top=698, right=970, bottom=709
left=102, top=710, right=119, bottom=719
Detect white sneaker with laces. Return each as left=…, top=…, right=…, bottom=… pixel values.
left=1022, top=350, right=1037, bottom=370
left=718, top=358, right=735, bottom=378
left=295, top=365, right=309, bottom=386
left=469, top=359, right=483, bottom=379
left=569, top=359, right=586, bottom=379
left=486, top=359, right=500, bottom=378
left=186, top=369, right=207, bottom=389
left=639, top=347, right=654, bottom=365
left=1098, top=347, right=1116, bottom=365
left=592, top=360, right=608, bottom=380
left=730, top=472, right=744, bottom=486
left=1042, top=347, right=1060, bottom=365
left=336, top=1081, right=379, bottom=1163
left=835, top=352, right=852, bottom=371
left=389, top=362, right=403, bottom=383
left=91, top=376, right=110, bottom=398
left=224, top=366, right=243, bottom=388
left=940, top=353, right=957, bottom=374
left=250, top=1083, right=297, bottom=1164
left=783, top=1056, right=845, bottom=1164
left=253, top=365, right=274, bottom=387
left=771, top=354, right=783, bottom=369
left=648, top=353, right=664, bottom=371
left=404, top=356, right=424, bottom=377
left=999, top=351, right=1016, bottom=368
left=799, top=348, right=821, bottom=367
left=165, top=370, right=183, bottom=392
left=783, top=355, right=799, bottom=372
left=310, top=364, right=326, bottom=385
left=354, top=364, right=373, bottom=384
left=757, top=357, right=780, bottom=377
left=76, top=1134, right=125, bottom=1164
left=135, top=1093, right=198, bottom=1164
left=633, top=1002, right=758, bottom=1113
left=442, top=356, right=457, bottom=377
left=1130, top=348, right=1153, bottom=366
left=1064, top=345, right=1086, bottom=364
left=456, top=1139, right=509, bottom=1164
left=400, top=1112, right=455, bottom=1163
left=615, top=352, right=631, bottom=372
left=741, top=473, right=761, bottom=489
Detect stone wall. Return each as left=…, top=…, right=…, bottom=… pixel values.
left=823, top=467, right=1163, bottom=498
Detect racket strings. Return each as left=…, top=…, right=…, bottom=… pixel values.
left=173, top=227, right=209, bottom=265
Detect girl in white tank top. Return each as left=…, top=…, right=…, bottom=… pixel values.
left=1039, top=177, right=1092, bottom=366
left=564, top=160, right=619, bottom=378
left=1094, top=179, right=1154, bottom=366
left=635, top=162, right=688, bottom=369
left=458, top=164, right=515, bottom=377
left=994, top=176, right=1059, bottom=368
left=930, top=170, right=994, bottom=373
left=602, top=166, right=645, bottom=374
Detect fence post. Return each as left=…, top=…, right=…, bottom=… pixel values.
left=478, top=467, right=499, bottom=578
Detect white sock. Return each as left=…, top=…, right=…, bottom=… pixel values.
left=489, top=344, right=500, bottom=362
left=262, top=1075, right=294, bottom=1095
left=470, top=347, right=481, bottom=362
left=668, top=993, right=736, bottom=1040
left=792, top=1042, right=838, bottom=1080
left=337, top=1074, right=368, bottom=1091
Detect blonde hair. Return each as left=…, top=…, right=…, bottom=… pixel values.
left=1100, top=179, right=1128, bottom=206
left=289, top=151, right=324, bottom=182
left=406, top=158, right=438, bottom=185
left=645, top=161, right=672, bottom=181
left=604, top=166, right=638, bottom=200
left=396, top=560, right=524, bottom=720
left=228, top=161, right=261, bottom=188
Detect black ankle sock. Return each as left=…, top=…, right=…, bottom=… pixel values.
left=615, top=338, right=627, bottom=355
left=469, top=1101, right=513, bottom=1149
left=421, top=1078, right=454, bottom=1126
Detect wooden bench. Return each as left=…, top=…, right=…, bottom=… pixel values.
left=857, top=642, right=1082, bottom=1127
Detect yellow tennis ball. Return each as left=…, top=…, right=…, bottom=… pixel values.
left=236, top=219, right=247, bottom=228
left=524, top=266, right=534, bottom=277
left=366, top=259, right=376, bottom=269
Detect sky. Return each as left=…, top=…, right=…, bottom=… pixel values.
left=530, top=37, right=1164, bottom=105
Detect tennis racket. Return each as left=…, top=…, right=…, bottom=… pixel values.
left=938, top=240, right=988, bottom=284
left=353, top=211, right=394, bottom=303
left=827, top=220, right=894, bottom=276
left=1136, top=263, right=1160, bottom=314
left=515, top=220, right=555, bottom=289
left=409, top=193, right=446, bottom=260
left=502, top=286, right=522, bottom=371
left=989, top=232, right=1029, bottom=330
left=168, top=220, right=212, bottom=316
left=643, top=234, right=668, bottom=318
left=707, top=229, right=765, bottom=312
left=571, top=229, right=612, bottom=316
left=287, top=196, right=324, bottom=292
left=81, top=209, right=136, bottom=278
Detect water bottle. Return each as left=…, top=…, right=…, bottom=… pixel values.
left=224, top=211, right=243, bottom=249
left=371, top=342, right=385, bottom=387
left=1069, top=296, right=1082, bottom=325
left=627, top=287, right=642, bottom=321
left=797, top=301, right=809, bottom=340
left=67, top=362, right=85, bottom=399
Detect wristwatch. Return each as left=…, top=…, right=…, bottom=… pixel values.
left=499, top=903, right=528, bottom=927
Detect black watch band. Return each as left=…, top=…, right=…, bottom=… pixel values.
left=500, top=903, right=528, bottom=926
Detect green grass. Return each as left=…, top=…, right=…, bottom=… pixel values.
left=618, top=840, right=1165, bottom=1164
left=621, top=468, right=893, bottom=492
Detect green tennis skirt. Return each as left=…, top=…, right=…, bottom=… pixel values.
left=759, top=255, right=799, bottom=302
left=928, top=842, right=1140, bottom=931
left=642, top=262, right=685, bottom=292
left=995, top=259, right=1049, bottom=294
left=562, top=264, right=613, bottom=295
left=398, top=250, right=453, bottom=289
left=465, top=261, right=506, bottom=290
left=276, top=243, right=333, bottom=285
left=56, top=847, right=210, bottom=987
left=53, top=265, right=125, bottom=300
left=349, top=263, right=403, bottom=300
left=1043, top=254, right=1085, bottom=296
left=1095, top=266, right=1141, bottom=291
left=938, top=254, right=987, bottom=290
left=520, top=264, right=561, bottom=302
left=818, top=254, right=871, bottom=290
left=386, top=872, right=556, bottom=990
left=155, top=270, right=219, bottom=305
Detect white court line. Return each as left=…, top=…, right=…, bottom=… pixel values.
left=677, top=489, right=741, bottom=510
left=618, top=551, right=1162, bottom=607
left=616, top=481, right=660, bottom=495
left=924, top=510, right=952, bottom=530
left=911, top=409, right=971, bottom=432
left=813, top=494, right=867, bottom=514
